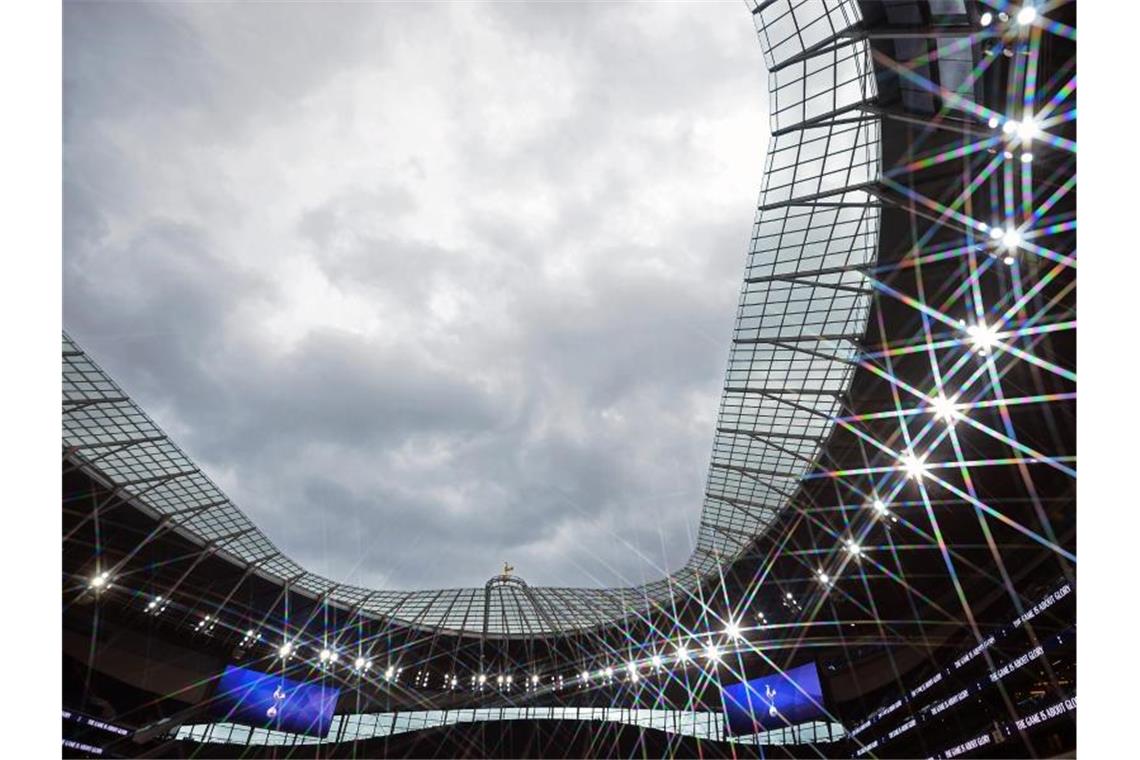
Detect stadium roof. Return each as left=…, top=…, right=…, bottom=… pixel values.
left=63, top=0, right=1076, bottom=650
left=62, top=0, right=879, bottom=637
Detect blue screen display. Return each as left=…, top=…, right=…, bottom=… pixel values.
left=213, top=665, right=340, bottom=738
left=721, top=661, right=827, bottom=735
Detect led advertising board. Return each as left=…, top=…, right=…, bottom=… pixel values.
left=721, top=661, right=828, bottom=735
left=213, top=664, right=340, bottom=738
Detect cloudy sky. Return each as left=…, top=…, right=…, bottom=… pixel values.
left=63, top=1, right=768, bottom=591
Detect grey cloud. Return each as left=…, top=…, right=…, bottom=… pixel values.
left=63, top=1, right=767, bottom=590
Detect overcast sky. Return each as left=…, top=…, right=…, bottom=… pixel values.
left=63, top=1, right=768, bottom=591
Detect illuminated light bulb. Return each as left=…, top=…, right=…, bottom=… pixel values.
left=817, top=570, right=831, bottom=584
left=581, top=670, right=590, bottom=682
left=354, top=656, right=366, bottom=670
left=532, top=675, right=540, bottom=685
left=1016, top=6, right=1037, bottom=25
left=278, top=642, right=293, bottom=658
left=676, top=644, right=690, bottom=662
left=477, top=673, right=486, bottom=685
left=988, top=226, right=1004, bottom=240
left=1004, top=256, right=1015, bottom=266
left=785, top=592, right=793, bottom=599
left=705, top=644, right=722, bottom=663
left=871, top=498, right=889, bottom=516
left=965, top=321, right=1000, bottom=354
left=901, top=451, right=929, bottom=480
left=1021, top=152, right=1033, bottom=163
left=604, top=667, right=614, bottom=679
left=930, top=393, right=961, bottom=424
left=90, top=572, right=110, bottom=589
left=986, top=115, right=999, bottom=128
left=1003, top=150, right=1014, bottom=160
left=724, top=620, right=743, bottom=640
left=1002, top=120, right=1019, bottom=136
left=506, top=675, right=513, bottom=684
left=650, top=654, right=663, bottom=669
left=319, top=648, right=331, bottom=662
left=980, top=11, right=993, bottom=27
left=387, top=667, right=396, bottom=681
left=845, top=539, right=863, bottom=557
left=330, top=652, right=339, bottom=663
left=1017, top=119, right=1038, bottom=142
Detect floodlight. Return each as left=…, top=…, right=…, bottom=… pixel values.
left=965, top=321, right=1000, bottom=354
left=1016, top=6, right=1037, bottom=25
left=901, top=451, right=929, bottom=480
left=930, top=393, right=961, bottom=423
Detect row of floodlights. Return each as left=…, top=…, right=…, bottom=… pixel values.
left=812, top=496, right=908, bottom=587
left=84, top=569, right=889, bottom=692
left=265, top=623, right=759, bottom=688
left=979, top=5, right=1037, bottom=29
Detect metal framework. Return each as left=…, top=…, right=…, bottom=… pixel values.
left=63, top=0, right=881, bottom=637
left=63, top=3, right=1078, bottom=755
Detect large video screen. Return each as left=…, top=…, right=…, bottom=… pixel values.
left=721, top=660, right=828, bottom=735
left=213, top=664, right=340, bottom=738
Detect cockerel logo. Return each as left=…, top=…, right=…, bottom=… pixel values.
left=765, top=684, right=778, bottom=718
left=266, top=685, right=286, bottom=719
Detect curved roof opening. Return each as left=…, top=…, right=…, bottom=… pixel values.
left=64, top=3, right=767, bottom=592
